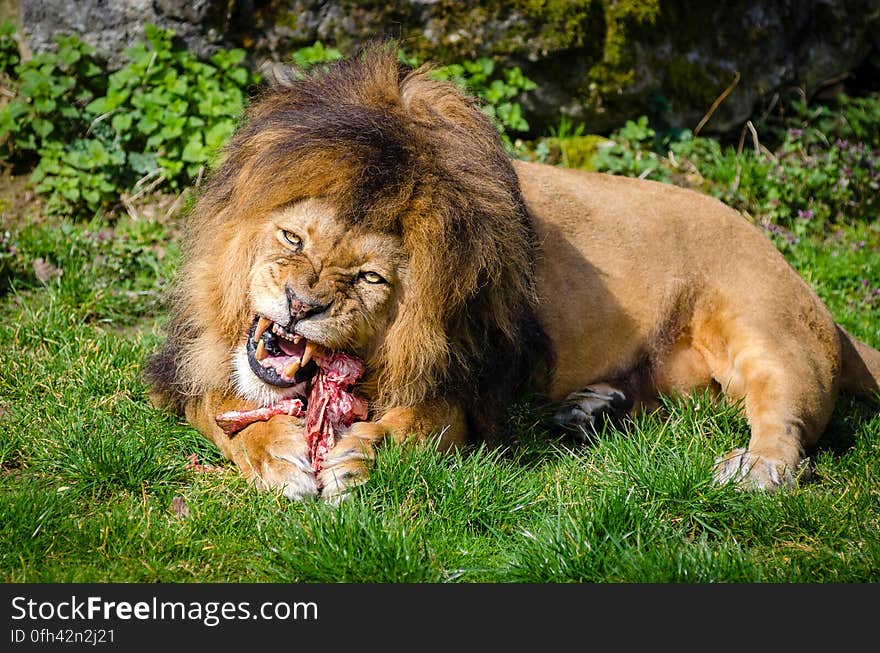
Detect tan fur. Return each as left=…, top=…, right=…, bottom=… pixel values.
left=146, top=49, right=880, bottom=500
left=522, top=163, right=879, bottom=488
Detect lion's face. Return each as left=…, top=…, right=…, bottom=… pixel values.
left=231, top=198, right=407, bottom=405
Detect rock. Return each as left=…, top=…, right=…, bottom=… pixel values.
left=257, top=0, right=880, bottom=135
left=15, top=0, right=236, bottom=65
left=622, top=1, right=880, bottom=135
left=9, top=0, right=880, bottom=136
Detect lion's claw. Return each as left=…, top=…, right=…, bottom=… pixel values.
left=254, top=454, right=320, bottom=500
left=712, top=447, right=810, bottom=491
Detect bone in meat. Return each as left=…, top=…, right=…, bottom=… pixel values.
left=215, top=398, right=305, bottom=436
left=305, top=352, right=369, bottom=473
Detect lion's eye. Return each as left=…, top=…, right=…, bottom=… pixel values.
left=282, top=230, right=303, bottom=250
left=360, top=271, right=386, bottom=284
left=282, top=230, right=302, bottom=247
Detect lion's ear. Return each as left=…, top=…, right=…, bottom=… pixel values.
left=260, top=62, right=300, bottom=88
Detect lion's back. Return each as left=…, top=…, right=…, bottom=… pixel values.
left=515, top=159, right=810, bottom=300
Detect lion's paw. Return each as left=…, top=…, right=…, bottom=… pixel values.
left=317, top=433, right=376, bottom=503
left=237, top=416, right=319, bottom=501
left=553, top=383, right=631, bottom=440
left=712, top=448, right=809, bottom=491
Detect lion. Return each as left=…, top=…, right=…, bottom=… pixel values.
left=145, top=46, right=880, bottom=501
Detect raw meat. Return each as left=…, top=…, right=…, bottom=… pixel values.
left=214, top=351, right=368, bottom=473
left=215, top=398, right=305, bottom=436
left=304, top=351, right=369, bottom=473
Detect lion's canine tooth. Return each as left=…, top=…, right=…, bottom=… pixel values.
left=293, top=335, right=302, bottom=344
left=283, top=361, right=300, bottom=378
left=255, top=340, right=268, bottom=361
left=301, top=341, right=317, bottom=366
left=254, top=317, right=272, bottom=341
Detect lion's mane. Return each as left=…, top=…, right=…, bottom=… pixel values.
left=146, top=45, right=552, bottom=441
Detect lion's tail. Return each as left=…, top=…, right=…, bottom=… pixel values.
left=838, top=326, right=880, bottom=398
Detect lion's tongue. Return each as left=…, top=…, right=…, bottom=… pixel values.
left=214, top=351, right=368, bottom=474
left=259, top=338, right=316, bottom=381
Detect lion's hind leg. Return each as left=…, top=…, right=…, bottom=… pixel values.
left=697, top=308, right=840, bottom=491
left=554, top=329, right=723, bottom=441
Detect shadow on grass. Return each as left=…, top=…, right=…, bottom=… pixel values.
left=501, top=386, right=879, bottom=471
left=812, top=394, right=880, bottom=459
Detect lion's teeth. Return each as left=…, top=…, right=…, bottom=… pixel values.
left=301, top=341, right=317, bottom=366
left=293, top=335, right=302, bottom=344
left=283, top=361, right=300, bottom=378
left=254, top=317, right=272, bottom=341
left=270, top=322, right=299, bottom=341
left=255, top=340, right=268, bottom=362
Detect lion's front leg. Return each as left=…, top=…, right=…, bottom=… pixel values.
left=185, top=391, right=319, bottom=500
left=319, top=401, right=469, bottom=501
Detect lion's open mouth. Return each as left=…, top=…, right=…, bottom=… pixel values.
left=246, top=315, right=321, bottom=389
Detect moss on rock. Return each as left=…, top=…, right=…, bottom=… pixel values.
left=261, top=1, right=879, bottom=135
left=664, top=56, right=723, bottom=110
left=545, top=133, right=613, bottom=169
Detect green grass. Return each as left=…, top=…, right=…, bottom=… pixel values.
left=1, top=203, right=878, bottom=583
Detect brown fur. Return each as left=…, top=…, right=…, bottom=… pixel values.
left=146, top=47, right=880, bottom=500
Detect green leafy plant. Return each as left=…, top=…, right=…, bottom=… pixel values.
left=0, top=19, right=20, bottom=75
left=0, top=24, right=258, bottom=218
left=82, top=24, right=258, bottom=197
left=763, top=95, right=880, bottom=150
left=290, top=41, right=343, bottom=69
left=526, top=116, right=611, bottom=169
left=592, top=115, right=670, bottom=180
left=0, top=33, right=105, bottom=165
left=590, top=98, right=880, bottom=244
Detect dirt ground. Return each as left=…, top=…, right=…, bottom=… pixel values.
left=0, top=167, right=42, bottom=230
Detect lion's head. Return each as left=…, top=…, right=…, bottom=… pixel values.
left=146, top=45, right=551, bottom=441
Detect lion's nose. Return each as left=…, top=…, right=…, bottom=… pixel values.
left=285, top=286, right=329, bottom=322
